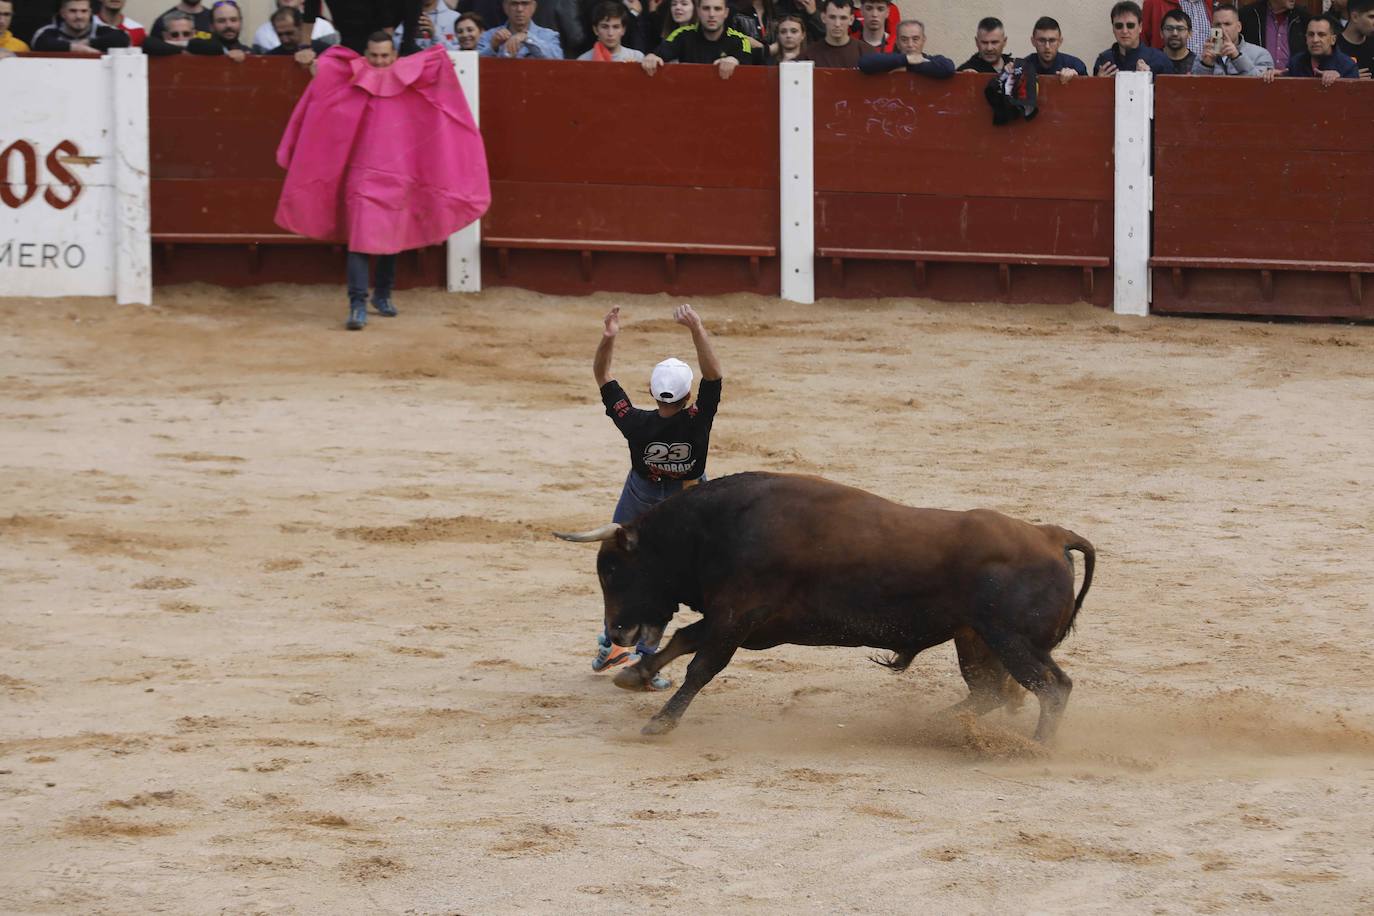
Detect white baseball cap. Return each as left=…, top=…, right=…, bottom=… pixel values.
left=650, top=358, right=693, bottom=404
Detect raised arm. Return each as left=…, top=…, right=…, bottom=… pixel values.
left=594, top=306, right=619, bottom=387
left=674, top=304, right=721, bottom=380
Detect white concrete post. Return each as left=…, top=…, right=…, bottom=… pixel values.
left=779, top=61, right=814, bottom=305
left=1113, top=71, right=1152, bottom=316
left=447, top=50, right=482, bottom=293
left=109, top=49, right=151, bottom=306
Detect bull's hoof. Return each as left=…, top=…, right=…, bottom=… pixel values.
left=613, top=665, right=650, bottom=691
left=641, top=716, right=678, bottom=736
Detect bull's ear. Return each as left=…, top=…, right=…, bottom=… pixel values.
left=616, top=527, right=639, bottom=553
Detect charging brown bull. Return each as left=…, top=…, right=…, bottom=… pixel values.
left=555, top=472, right=1094, bottom=741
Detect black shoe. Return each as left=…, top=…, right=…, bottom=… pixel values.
left=373, top=297, right=398, bottom=317
left=346, top=303, right=367, bottom=330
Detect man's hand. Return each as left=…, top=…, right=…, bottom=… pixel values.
left=502, top=32, right=525, bottom=55
left=1360, top=67, right=1371, bottom=80
left=1058, top=67, right=1076, bottom=84
left=603, top=306, right=621, bottom=338
left=1320, top=68, right=1340, bottom=87
left=1200, top=44, right=1217, bottom=67
left=641, top=53, right=663, bottom=75
left=796, top=0, right=816, bottom=13
left=1097, top=60, right=1118, bottom=76
left=715, top=56, right=738, bottom=79
left=294, top=48, right=316, bottom=66
left=226, top=48, right=247, bottom=62
left=1135, top=59, right=1150, bottom=72
left=490, top=26, right=511, bottom=45
left=673, top=304, right=703, bottom=330
left=624, top=0, right=642, bottom=13
left=905, top=52, right=926, bottom=65
left=1262, top=67, right=1279, bottom=83
left=418, top=11, right=434, bottom=37
left=69, top=40, right=101, bottom=55
left=1220, top=39, right=1238, bottom=60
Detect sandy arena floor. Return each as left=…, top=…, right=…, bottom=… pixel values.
left=1, top=285, right=1372, bottom=914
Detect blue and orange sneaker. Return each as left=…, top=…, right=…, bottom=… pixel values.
left=592, top=633, right=635, bottom=672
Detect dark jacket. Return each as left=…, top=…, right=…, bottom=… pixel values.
left=1093, top=42, right=1174, bottom=75
left=1239, top=0, right=1310, bottom=66
left=31, top=20, right=131, bottom=51
left=957, top=52, right=1012, bottom=73
left=186, top=34, right=251, bottom=54
left=858, top=51, right=955, bottom=78
left=1022, top=51, right=1088, bottom=76
left=1286, top=47, right=1360, bottom=78
left=142, top=33, right=191, bottom=54
left=532, top=0, right=584, bottom=57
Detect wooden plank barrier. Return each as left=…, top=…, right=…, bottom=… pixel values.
left=811, top=71, right=1115, bottom=305
left=1152, top=77, right=1374, bottom=319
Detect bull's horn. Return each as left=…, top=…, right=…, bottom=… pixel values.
left=553, top=523, right=622, bottom=543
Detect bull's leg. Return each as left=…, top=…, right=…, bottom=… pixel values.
left=641, top=636, right=741, bottom=736
left=981, top=631, right=1072, bottom=743
left=941, top=630, right=1014, bottom=718
left=612, top=620, right=708, bottom=691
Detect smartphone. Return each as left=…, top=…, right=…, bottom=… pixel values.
left=1211, top=27, right=1224, bottom=51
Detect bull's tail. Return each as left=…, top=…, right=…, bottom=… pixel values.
left=1055, top=529, right=1095, bottom=647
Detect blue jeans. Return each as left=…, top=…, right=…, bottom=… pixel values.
left=346, top=251, right=397, bottom=306
left=606, top=471, right=704, bottom=652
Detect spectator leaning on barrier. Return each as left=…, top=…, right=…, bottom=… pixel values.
left=577, top=1, right=643, bottom=58
left=266, top=6, right=329, bottom=64
left=768, top=11, right=804, bottom=61
left=1265, top=12, right=1359, bottom=81
left=395, top=0, right=461, bottom=49
left=0, top=0, right=31, bottom=53
left=958, top=16, right=1013, bottom=72
left=1022, top=15, right=1088, bottom=81
left=1193, top=3, right=1274, bottom=74
left=95, top=0, right=146, bottom=45
left=797, top=0, right=870, bottom=67
left=1159, top=7, right=1197, bottom=72
left=642, top=0, right=755, bottom=76
left=858, top=17, right=955, bottom=76
left=1142, top=0, right=1212, bottom=54
left=150, top=0, right=210, bottom=39
left=477, top=0, right=561, bottom=56
left=252, top=0, right=336, bottom=52
left=1241, top=0, right=1309, bottom=71
left=1095, top=1, right=1173, bottom=75
left=142, top=9, right=195, bottom=51
left=854, top=0, right=892, bottom=52
left=186, top=0, right=251, bottom=57
left=1337, top=0, right=1373, bottom=77
left=456, top=10, right=483, bottom=46
left=33, top=0, right=131, bottom=52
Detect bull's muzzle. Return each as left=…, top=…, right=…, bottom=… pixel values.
left=553, top=523, right=622, bottom=543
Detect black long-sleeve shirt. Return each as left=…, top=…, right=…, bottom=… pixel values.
left=31, top=21, right=131, bottom=51
left=302, top=0, right=422, bottom=53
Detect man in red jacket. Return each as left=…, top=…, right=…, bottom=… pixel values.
left=1142, top=0, right=1212, bottom=51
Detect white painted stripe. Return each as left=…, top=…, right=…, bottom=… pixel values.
left=110, top=49, right=152, bottom=306
left=447, top=50, right=482, bottom=294
left=779, top=61, right=815, bottom=305
left=1113, top=71, right=1153, bottom=317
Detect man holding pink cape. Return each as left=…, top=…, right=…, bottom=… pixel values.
left=276, top=34, right=490, bottom=330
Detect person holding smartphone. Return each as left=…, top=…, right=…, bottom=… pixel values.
left=1094, top=1, right=1173, bottom=75
left=1193, top=3, right=1274, bottom=75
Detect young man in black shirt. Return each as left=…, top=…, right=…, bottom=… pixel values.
left=590, top=303, right=723, bottom=688
left=641, top=0, right=755, bottom=77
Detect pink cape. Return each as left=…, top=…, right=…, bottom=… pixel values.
left=274, top=45, right=490, bottom=255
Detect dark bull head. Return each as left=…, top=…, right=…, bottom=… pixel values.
left=554, top=523, right=675, bottom=650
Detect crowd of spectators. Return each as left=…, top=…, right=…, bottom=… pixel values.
left=1, top=0, right=1369, bottom=82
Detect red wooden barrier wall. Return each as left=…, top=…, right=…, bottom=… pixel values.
left=477, top=60, right=780, bottom=296
left=1152, top=78, right=1374, bottom=319
left=812, top=71, right=1114, bottom=304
